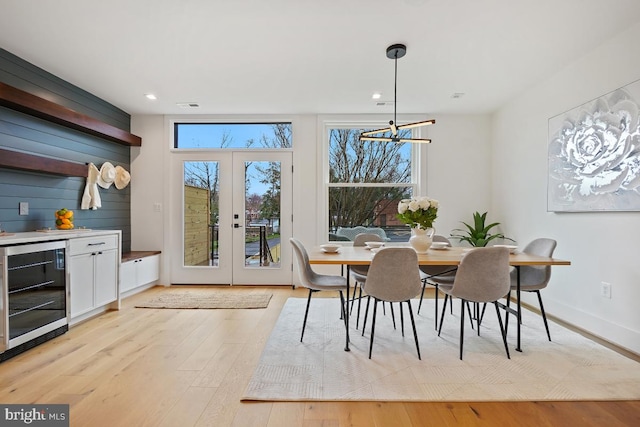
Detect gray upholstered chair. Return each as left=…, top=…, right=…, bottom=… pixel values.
left=349, top=233, right=386, bottom=327
left=506, top=238, right=557, bottom=341
left=431, top=247, right=511, bottom=360
left=290, top=238, right=349, bottom=345
left=360, top=247, right=422, bottom=359
left=417, top=235, right=457, bottom=329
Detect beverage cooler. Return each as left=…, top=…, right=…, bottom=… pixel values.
left=0, top=240, right=68, bottom=360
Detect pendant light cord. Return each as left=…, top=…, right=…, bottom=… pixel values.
left=393, top=50, right=398, bottom=126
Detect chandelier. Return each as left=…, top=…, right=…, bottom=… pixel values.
left=359, top=44, right=435, bottom=143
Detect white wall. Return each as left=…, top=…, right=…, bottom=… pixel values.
left=492, top=22, right=640, bottom=353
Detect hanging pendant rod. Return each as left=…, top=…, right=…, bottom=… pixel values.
left=358, top=43, right=436, bottom=144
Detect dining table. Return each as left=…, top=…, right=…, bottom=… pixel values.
left=308, top=244, right=571, bottom=352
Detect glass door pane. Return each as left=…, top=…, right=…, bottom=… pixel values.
left=183, top=161, right=219, bottom=267
left=243, top=160, right=281, bottom=268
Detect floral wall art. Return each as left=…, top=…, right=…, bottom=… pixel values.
left=548, top=79, right=640, bottom=211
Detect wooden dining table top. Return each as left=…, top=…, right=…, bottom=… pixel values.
left=308, top=244, right=571, bottom=267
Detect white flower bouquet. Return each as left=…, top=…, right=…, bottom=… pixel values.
left=397, top=196, right=438, bottom=229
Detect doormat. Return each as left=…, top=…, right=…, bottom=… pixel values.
left=135, top=289, right=272, bottom=309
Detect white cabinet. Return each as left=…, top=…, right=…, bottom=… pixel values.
left=68, top=233, right=119, bottom=320
left=120, top=253, right=160, bottom=294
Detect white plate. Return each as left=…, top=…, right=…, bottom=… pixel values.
left=365, top=241, right=384, bottom=249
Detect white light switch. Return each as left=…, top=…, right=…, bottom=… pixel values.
left=153, top=202, right=162, bottom=212
left=19, top=202, right=29, bottom=215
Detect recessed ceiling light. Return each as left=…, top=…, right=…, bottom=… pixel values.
left=372, top=93, right=382, bottom=100
left=145, top=93, right=157, bottom=100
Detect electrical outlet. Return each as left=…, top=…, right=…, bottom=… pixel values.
left=601, top=282, right=612, bottom=299
left=19, top=202, right=29, bottom=215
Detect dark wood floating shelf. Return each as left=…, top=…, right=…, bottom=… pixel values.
left=0, top=148, right=87, bottom=177
left=0, top=82, right=141, bottom=147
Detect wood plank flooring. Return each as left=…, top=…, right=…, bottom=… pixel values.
left=0, top=286, right=638, bottom=427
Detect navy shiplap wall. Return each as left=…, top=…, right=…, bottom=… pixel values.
left=0, top=48, right=131, bottom=251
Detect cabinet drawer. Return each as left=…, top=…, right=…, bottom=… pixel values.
left=68, top=234, right=118, bottom=256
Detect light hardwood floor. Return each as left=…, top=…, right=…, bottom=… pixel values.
left=1, top=286, right=638, bottom=427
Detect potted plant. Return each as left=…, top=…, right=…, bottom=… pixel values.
left=450, top=211, right=514, bottom=247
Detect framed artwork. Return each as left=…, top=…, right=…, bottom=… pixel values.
left=548, top=79, right=640, bottom=212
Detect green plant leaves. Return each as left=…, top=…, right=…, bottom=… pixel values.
left=450, top=211, right=513, bottom=247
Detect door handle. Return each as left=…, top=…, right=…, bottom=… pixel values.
left=234, top=224, right=242, bottom=228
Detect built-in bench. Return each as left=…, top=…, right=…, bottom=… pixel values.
left=120, top=251, right=161, bottom=297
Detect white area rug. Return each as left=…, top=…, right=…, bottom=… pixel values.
left=242, top=297, right=640, bottom=401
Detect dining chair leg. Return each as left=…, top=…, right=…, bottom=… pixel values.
left=434, top=283, right=439, bottom=330
left=504, top=291, right=512, bottom=334
left=417, top=279, right=427, bottom=314
left=338, top=290, right=347, bottom=328
left=438, top=294, right=449, bottom=336
left=355, top=285, right=363, bottom=329
left=301, top=289, right=314, bottom=342
left=362, top=296, right=371, bottom=336
left=400, top=302, right=405, bottom=337
left=339, top=290, right=350, bottom=349
left=536, top=290, right=552, bottom=341
left=478, top=302, right=488, bottom=336
left=459, top=299, right=466, bottom=360
left=350, top=283, right=358, bottom=313
left=494, top=301, right=511, bottom=359
left=406, top=300, right=421, bottom=360
left=467, top=301, right=475, bottom=331
left=368, top=299, right=379, bottom=359
left=389, top=302, right=396, bottom=330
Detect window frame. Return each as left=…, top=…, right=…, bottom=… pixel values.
left=169, top=117, right=295, bottom=152
left=319, top=116, right=428, bottom=241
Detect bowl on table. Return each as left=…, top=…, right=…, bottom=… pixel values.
left=430, top=241, right=450, bottom=250
left=365, top=241, right=384, bottom=249
left=320, top=243, right=341, bottom=253
left=493, top=244, right=518, bottom=253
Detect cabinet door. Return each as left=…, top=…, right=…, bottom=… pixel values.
left=120, top=260, right=136, bottom=293
left=95, top=249, right=118, bottom=307
left=69, top=252, right=95, bottom=317
left=137, top=255, right=160, bottom=286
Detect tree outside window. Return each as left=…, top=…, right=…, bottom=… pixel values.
left=328, top=127, right=416, bottom=241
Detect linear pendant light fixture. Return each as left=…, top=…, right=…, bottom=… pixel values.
left=359, top=44, right=435, bottom=144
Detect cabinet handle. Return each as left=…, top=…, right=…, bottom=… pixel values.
left=88, top=242, right=106, bottom=246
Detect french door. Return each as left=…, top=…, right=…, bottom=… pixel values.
left=170, top=151, right=292, bottom=285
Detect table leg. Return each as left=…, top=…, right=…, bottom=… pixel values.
left=345, top=265, right=350, bottom=352
left=516, top=266, right=522, bottom=352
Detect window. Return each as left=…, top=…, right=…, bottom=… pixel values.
left=327, top=125, right=418, bottom=242
left=174, top=123, right=292, bottom=149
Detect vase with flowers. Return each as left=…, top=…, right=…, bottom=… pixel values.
left=397, top=196, right=438, bottom=253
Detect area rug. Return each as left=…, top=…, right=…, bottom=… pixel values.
left=242, top=297, right=640, bottom=401
left=135, top=289, right=272, bottom=309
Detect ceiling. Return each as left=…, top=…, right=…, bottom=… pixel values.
left=2, top=0, right=640, bottom=117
